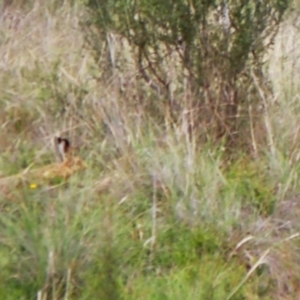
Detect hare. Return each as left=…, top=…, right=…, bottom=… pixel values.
left=29, top=137, right=86, bottom=180
left=0, top=137, right=86, bottom=199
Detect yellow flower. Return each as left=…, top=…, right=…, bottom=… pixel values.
left=29, top=183, right=38, bottom=189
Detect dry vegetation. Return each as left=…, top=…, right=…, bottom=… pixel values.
left=1, top=1, right=300, bottom=299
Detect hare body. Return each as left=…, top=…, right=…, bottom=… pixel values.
left=31, top=156, right=86, bottom=180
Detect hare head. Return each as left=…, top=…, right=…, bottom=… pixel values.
left=57, top=137, right=86, bottom=171
left=55, top=136, right=86, bottom=171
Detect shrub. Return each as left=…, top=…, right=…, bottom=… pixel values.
left=84, top=0, right=290, bottom=148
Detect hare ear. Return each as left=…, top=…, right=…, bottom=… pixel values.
left=55, top=137, right=70, bottom=162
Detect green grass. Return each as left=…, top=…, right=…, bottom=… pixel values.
left=0, top=145, right=299, bottom=299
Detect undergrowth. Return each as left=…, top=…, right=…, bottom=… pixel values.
left=0, top=1, right=300, bottom=300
